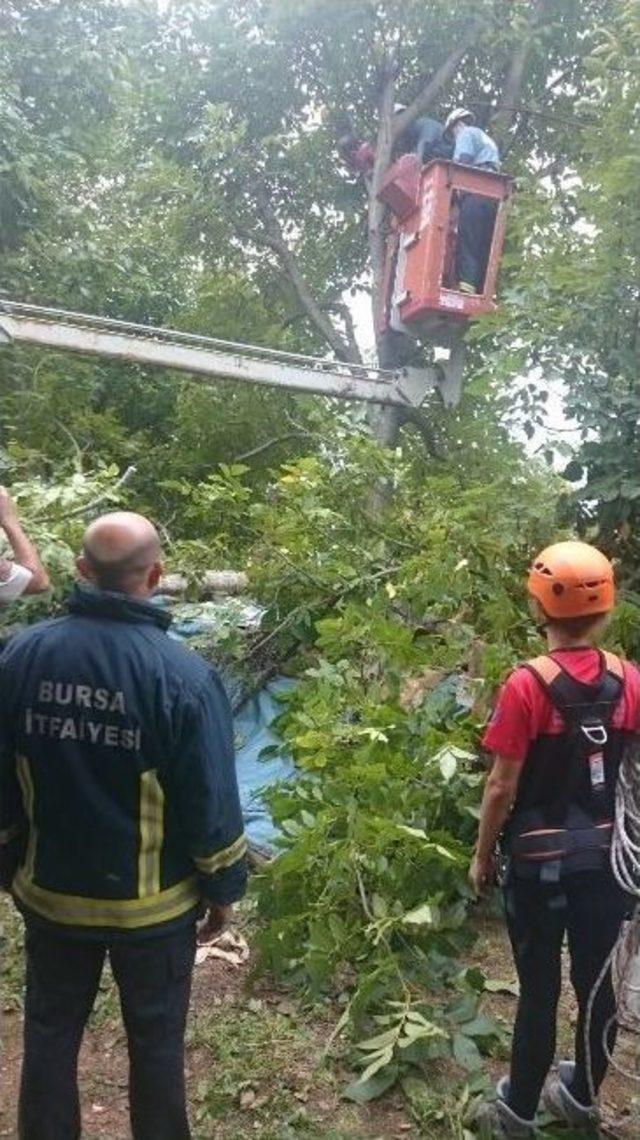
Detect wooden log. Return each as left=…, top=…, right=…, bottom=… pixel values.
left=158, top=570, right=249, bottom=598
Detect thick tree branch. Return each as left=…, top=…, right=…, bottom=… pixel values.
left=281, top=304, right=362, bottom=364
left=392, top=21, right=487, bottom=140
left=368, top=60, right=397, bottom=334
left=491, top=0, right=548, bottom=141
left=331, top=301, right=363, bottom=365
left=253, top=185, right=358, bottom=364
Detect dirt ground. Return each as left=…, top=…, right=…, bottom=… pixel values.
left=1, top=898, right=638, bottom=1139
left=0, top=899, right=414, bottom=1140
left=0, top=970, right=416, bottom=1139
left=473, top=911, right=638, bottom=1140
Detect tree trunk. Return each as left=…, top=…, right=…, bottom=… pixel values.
left=371, top=329, right=416, bottom=447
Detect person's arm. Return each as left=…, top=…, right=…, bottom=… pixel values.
left=469, top=756, right=522, bottom=895
left=0, top=488, right=50, bottom=594
left=172, top=670, right=248, bottom=933
left=470, top=667, right=536, bottom=895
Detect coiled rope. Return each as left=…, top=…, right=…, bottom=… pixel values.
left=586, top=742, right=640, bottom=1103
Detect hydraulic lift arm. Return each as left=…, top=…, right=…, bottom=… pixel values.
left=0, top=301, right=437, bottom=410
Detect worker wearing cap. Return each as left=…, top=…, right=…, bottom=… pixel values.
left=0, top=486, right=49, bottom=606
left=445, top=107, right=500, bottom=173
left=0, top=511, right=247, bottom=1140
left=444, top=107, right=501, bottom=295
left=471, top=542, right=639, bottom=1137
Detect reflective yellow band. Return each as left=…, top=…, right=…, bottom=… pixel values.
left=0, top=823, right=22, bottom=845
left=194, top=833, right=247, bottom=876
left=138, top=770, right=164, bottom=899
left=16, top=755, right=37, bottom=882
left=13, top=871, right=199, bottom=929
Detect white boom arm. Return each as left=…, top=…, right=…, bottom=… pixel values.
left=0, top=302, right=436, bottom=409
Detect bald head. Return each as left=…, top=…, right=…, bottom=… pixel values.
left=78, top=512, right=163, bottom=597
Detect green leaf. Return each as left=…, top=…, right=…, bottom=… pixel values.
left=394, top=824, right=428, bottom=841
left=371, top=893, right=388, bottom=918
left=463, top=968, right=486, bottom=993
left=449, top=994, right=479, bottom=1024
left=438, top=747, right=458, bottom=782
left=562, top=460, right=584, bottom=483
left=399, top=1019, right=445, bottom=1046
left=402, top=902, right=438, bottom=927
left=453, top=1032, right=483, bottom=1072
left=460, top=1013, right=498, bottom=1039
left=358, top=1045, right=395, bottom=1084
left=355, top=1028, right=398, bottom=1051
left=405, top=1010, right=434, bottom=1025
left=343, top=1063, right=399, bottom=1104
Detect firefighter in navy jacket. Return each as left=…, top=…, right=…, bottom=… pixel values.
left=0, top=511, right=247, bottom=1140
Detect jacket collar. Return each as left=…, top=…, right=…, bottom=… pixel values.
left=68, top=584, right=172, bottom=631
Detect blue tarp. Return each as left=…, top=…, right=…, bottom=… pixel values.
left=234, top=678, right=297, bottom=851
left=154, top=597, right=297, bottom=851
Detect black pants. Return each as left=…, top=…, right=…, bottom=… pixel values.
left=456, top=194, right=497, bottom=291
left=504, top=870, right=626, bottom=1120
left=18, top=921, right=196, bottom=1140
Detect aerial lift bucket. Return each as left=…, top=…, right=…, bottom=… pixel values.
left=377, top=159, right=512, bottom=404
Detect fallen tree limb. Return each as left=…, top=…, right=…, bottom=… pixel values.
left=158, top=570, right=249, bottom=597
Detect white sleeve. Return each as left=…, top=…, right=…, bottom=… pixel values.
left=0, top=563, right=33, bottom=604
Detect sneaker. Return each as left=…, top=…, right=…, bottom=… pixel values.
left=543, top=1061, right=601, bottom=1134
left=474, top=1078, right=538, bottom=1137
left=457, top=281, right=477, bottom=295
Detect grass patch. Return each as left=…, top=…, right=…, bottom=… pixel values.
left=1, top=894, right=25, bottom=1010
left=4, top=894, right=635, bottom=1139
left=88, top=963, right=121, bottom=1030
left=1, top=895, right=122, bottom=1030
left=189, top=1002, right=338, bottom=1136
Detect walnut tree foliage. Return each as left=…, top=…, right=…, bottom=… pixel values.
left=1, top=0, right=633, bottom=507
left=1, top=0, right=639, bottom=1107
left=484, top=1, right=640, bottom=583
left=166, top=435, right=639, bottom=1106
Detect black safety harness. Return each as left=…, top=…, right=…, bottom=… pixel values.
left=505, top=651, right=625, bottom=882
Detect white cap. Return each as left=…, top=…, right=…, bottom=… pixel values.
left=393, top=102, right=408, bottom=114
left=444, top=107, right=475, bottom=135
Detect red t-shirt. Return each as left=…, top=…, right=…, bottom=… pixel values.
left=482, top=648, right=640, bottom=766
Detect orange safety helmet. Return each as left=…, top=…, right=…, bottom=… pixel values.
left=527, top=540, right=615, bottom=620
